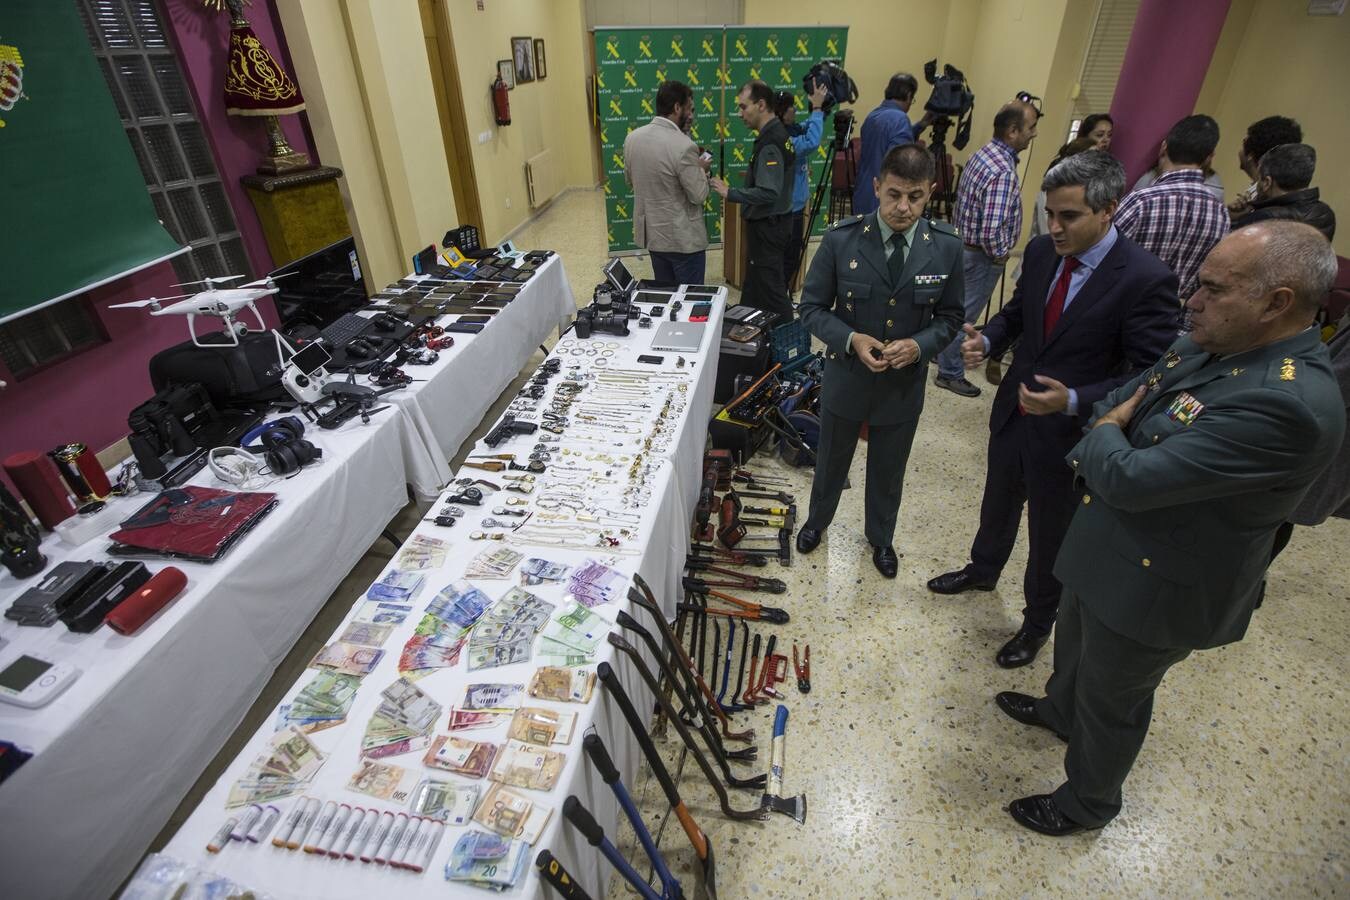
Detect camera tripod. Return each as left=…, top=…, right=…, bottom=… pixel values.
left=925, top=115, right=958, bottom=221
left=796, top=110, right=857, bottom=285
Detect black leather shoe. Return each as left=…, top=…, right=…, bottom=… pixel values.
left=796, top=527, right=822, bottom=554
left=1008, top=794, right=1099, bottom=836
left=872, top=545, right=898, bottom=578
left=926, top=569, right=997, bottom=595
left=996, top=628, right=1049, bottom=668
left=995, top=691, right=1067, bottom=742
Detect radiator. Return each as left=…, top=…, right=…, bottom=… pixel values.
left=525, top=148, right=562, bottom=208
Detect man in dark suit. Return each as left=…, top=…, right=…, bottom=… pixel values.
left=996, top=221, right=1345, bottom=835
left=796, top=143, right=964, bottom=576
left=928, top=151, right=1178, bottom=667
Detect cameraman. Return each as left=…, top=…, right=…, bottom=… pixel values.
left=712, top=80, right=796, bottom=321
left=852, top=73, right=927, bottom=216
left=776, top=80, right=829, bottom=288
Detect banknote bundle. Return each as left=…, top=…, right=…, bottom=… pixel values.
left=310, top=641, right=384, bottom=677
left=519, top=557, right=572, bottom=587
left=444, top=830, right=530, bottom=889
left=447, top=707, right=506, bottom=732
left=395, top=534, right=448, bottom=570
left=567, top=558, right=628, bottom=608
left=488, top=739, right=566, bottom=792
left=424, top=735, right=499, bottom=779
left=507, top=706, right=577, bottom=746
left=365, top=570, right=427, bottom=605
left=346, top=759, right=414, bottom=804
left=464, top=545, right=524, bottom=580
left=471, top=783, right=553, bottom=844
left=397, top=580, right=494, bottom=679
left=528, top=666, right=597, bottom=704
left=465, top=586, right=555, bottom=671
left=536, top=601, right=607, bottom=667
left=411, top=778, right=479, bottom=825
left=362, top=677, right=442, bottom=759
left=277, top=671, right=362, bottom=732
left=226, top=727, right=325, bottom=808
left=462, top=682, right=523, bottom=713
left=351, top=598, right=415, bottom=627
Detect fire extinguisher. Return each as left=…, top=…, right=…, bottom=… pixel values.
left=492, top=76, right=511, bottom=126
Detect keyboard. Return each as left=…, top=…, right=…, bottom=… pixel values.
left=320, top=312, right=374, bottom=348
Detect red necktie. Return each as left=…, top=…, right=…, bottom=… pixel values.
left=1043, top=256, right=1081, bottom=339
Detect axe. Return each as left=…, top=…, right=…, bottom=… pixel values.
left=761, top=705, right=807, bottom=824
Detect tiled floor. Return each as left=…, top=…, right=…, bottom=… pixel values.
left=154, top=189, right=1348, bottom=899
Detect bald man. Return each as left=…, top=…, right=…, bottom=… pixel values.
left=996, top=220, right=1346, bottom=836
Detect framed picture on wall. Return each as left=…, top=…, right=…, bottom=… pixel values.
left=511, top=36, right=535, bottom=84
left=533, top=39, right=547, bottom=80
left=497, top=59, right=515, bottom=90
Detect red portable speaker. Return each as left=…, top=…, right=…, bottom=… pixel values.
left=3, top=451, right=76, bottom=529
left=105, top=566, right=188, bottom=635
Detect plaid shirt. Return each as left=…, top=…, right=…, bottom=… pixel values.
left=954, top=139, right=1023, bottom=258
left=1114, top=168, right=1229, bottom=299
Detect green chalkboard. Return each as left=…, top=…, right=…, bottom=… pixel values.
left=1, top=1, right=181, bottom=318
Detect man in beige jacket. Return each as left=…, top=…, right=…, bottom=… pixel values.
left=624, top=80, right=711, bottom=285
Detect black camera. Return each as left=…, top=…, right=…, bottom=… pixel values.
left=802, top=59, right=858, bottom=114
left=922, top=59, right=975, bottom=151
left=574, top=306, right=630, bottom=340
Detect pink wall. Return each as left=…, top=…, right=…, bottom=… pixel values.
left=1110, top=0, right=1231, bottom=186
left=0, top=1, right=316, bottom=497
left=162, top=0, right=319, bottom=277
left=0, top=262, right=186, bottom=493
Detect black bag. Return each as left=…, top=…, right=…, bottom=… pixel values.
left=149, top=332, right=288, bottom=408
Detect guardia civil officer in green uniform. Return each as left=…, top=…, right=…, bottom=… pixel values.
left=996, top=220, right=1346, bottom=836
left=795, top=143, right=965, bottom=577
left=711, top=80, right=795, bottom=322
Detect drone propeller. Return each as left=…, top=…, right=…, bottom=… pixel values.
left=108, top=294, right=193, bottom=309
left=240, top=271, right=300, bottom=289
left=172, top=274, right=246, bottom=288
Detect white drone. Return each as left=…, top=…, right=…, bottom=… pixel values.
left=109, top=273, right=293, bottom=346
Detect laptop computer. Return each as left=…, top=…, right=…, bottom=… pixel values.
left=649, top=321, right=706, bottom=353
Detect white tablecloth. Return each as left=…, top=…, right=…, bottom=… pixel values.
left=389, top=256, right=577, bottom=499
left=160, top=290, right=725, bottom=899
left=0, top=411, right=410, bottom=900
left=0, top=256, right=580, bottom=900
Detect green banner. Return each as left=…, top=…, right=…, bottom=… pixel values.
left=593, top=25, right=848, bottom=253
left=0, top=1, right=181, bottom=318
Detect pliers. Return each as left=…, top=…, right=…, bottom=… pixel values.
left=793, top=642, right=811, bottom=694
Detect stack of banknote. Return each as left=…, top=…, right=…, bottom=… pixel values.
left=397, top=580, right=494, bottom=679
left=488, top=739, right=566, bottom=792
left=395, top=534, right=448, bottom=570
left=362, top=677, right=442, bottom=759
left=424, top=734, right=499, bottom=778
left=464, top=545, right=523, bottom=580
left=537, top=601, right=607, bottom=667
left=277, top=670, right=362, bottom=733
left=519, top=557, right=571, bottom=587
left=472, top=783, right=553, bottom=844
left=226, top=727, right=325, bottom=808
left=506, top=706, right=577, bottom=746
left=444, top=830, right=530, bottom=890
left=528, top=666, right=597, bottom=704
left=465, top=586, right=555, bottom=671
left=411, top=778, right=479, bottom=825
left=567, top=559, right=628, bottom=608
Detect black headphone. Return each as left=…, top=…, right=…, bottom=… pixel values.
left=243, top=417, right=321, bottom=475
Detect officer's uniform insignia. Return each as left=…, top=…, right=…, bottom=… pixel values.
left=1281, top=358, right=1296, bottom=381
left=849, top=259, right=858, bottom=269
left=1165, top=391, right=1205, bottom=425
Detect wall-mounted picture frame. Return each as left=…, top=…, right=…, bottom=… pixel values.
left=533, top=39, right=547, bottom=80
left=511, top=36, right=535, bottom=84
left=497, top=58, right=515, bottom=90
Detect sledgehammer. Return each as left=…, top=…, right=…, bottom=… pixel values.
left=760, top=704, right=807, bottom=823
